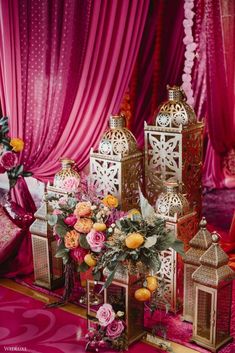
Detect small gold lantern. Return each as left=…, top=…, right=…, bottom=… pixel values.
left=90, top=114, right=143, bottom=211
left=29, top=194, right=64, bottom=289
left=144, top=85, right=204, bottom=213
left=155, top=180, right=197, bottom=312
left=53, top=158, right=80, bottom=193
left=183, top=217, right=212, bottom=322
left=192, top=232, right=234, bottom=352
left=87, top=269, right=145, bottom=345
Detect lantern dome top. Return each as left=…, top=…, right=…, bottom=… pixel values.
left=154, top=85, right=196, bottom=128
left=155, top=179, right=190, bottom=218
left=189, top=217, right=212, bottom=250
left=98, top=114, right=138, bottom=157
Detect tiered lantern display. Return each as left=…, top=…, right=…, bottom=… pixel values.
left=183, top=217, right=212, bottom=322
left=87, top=270, right=145, bottom=346
left=192, top=232, right=234, bottom=352
left=155, top=179, right=197, bottom=312
left=144, top=85, right=204, bottom=213
left=90, top=114, right=143, bottom=211
left=29, top=194, right=64, bottom=289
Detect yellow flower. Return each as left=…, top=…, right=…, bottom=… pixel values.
left=10, top=138, right=24, bottom=152
left=102, top=195, right=119, bottom=208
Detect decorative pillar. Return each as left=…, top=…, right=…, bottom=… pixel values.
left=144, top=85, right=204, bottom=214
left=183, top=217, right=212, bottom=322
left=90, top=114, right=143, bottom=211
left=155, top=180, right=197, bottom=312
left=192, top=232, right=234, bottom=352
left=29, top=194, right=64, bottom=290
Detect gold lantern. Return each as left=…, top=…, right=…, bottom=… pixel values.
left=90, top=114, right=143, bottom=211
left=183, top=217, right=212, bottom=322
left=155, top=180, right=197, bottom=312
left=29, top=193, right=64, bottom=289
left=192, top=232, right=234, bottom=352
left=48, top=158, right=80, bottom=194
left=144, top=85, right=204, bottom=213
left=87, top=271, right=145, bottom=346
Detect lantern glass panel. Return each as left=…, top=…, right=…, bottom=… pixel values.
left=87, top=281, right=104, bottom=327
left=197, top=289, right=213, bottom=341
left=216, top=283, right=232, bottom=345
left=32, top=235, right=50, bottom=286
left=184, top=265, right=195, bottom=320
left=51, top=239, right=63, bottom=279
left=107, top=283, right=126, bottom=313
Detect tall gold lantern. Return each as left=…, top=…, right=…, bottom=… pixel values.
left=90, top=114, right=143, bottom=211
left=144, top=85, right=204, bottom=213
left=155, top=180, right=197, bottom=312
left=192, top=232, right=234, bottom=352
left=183, top=217, right=212, bottom=322
left=30, top=194, right=64, bottom=289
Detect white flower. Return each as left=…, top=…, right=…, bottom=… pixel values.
left=91, top=205, right=97, bottom=210
left=117, top=311, right=124, bottom=317
left=108, top=227, right=113, bottom=233
left=111, top=223, right=116, bottom=228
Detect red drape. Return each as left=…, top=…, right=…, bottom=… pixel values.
left=0, top=0, right=149, bottom=208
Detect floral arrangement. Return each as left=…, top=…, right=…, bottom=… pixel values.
left=86, top=303, right=127, bottom=351
left=93, top=191, right=184, bottom=300
left=0, top=116, right=32, bottom=188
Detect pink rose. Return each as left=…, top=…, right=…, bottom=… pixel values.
left=64, top=214, right=77, bottom=226
left=96, top=304, right=115, bottom=327
left=0, top=165, right=6, bottom=173
left=53, top=209, right=62, bottom=215
left=62, top=176, right=80, bottom=192
left=0, top=151, right=18, bottom=170
left=86, top=229, right=105, bottom=252
left=70, top=247, right=88, bottom=264
left=106, top=320, right=125, bottom=339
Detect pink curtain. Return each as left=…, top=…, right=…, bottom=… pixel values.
left=0, top=0, right=149, bottom=207
left=195, top=0, right=235, bottom=188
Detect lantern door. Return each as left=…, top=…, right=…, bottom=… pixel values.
left=194, top=284, right=215, bottom=346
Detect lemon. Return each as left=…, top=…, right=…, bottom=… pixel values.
left=146, top=276, right=158, bottom=292
left=84, top=254, right=97, bottom=267
left=134, top=288, right=151, bottom=301
left=125, top=232, right=144, bottom=249
left=93, top=222, right=107, bottom=232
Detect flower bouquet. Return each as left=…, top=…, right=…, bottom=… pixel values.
left=0, top=116, right=32, bottom=188
left=86, top=303, right=127, bottom=351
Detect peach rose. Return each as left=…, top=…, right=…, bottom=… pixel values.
left=102, top=195, right=118, bottom=208
left=64, top=230, right=80, bottom=249
left=74, top=218, right=93, bottom=233
left=74, top=201, right=92, bottom=218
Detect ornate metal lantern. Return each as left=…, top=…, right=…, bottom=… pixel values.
left=29, top=194, right=64, bottom=289
left=52, top=158, right=80, bottom=193
left=87, top=273, right=145, bottom=346
left=192, top=232, right=234, bottom=352
left=183, top=217, right=212, bottom=322
left=155, top=180, right=197, bottom=312
left=144, top=85, right=204, bottom=213
left=90, top=114, right=143, bottom=211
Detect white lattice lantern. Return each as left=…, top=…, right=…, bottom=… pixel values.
left=145, top=85, right=204, bottom=214
left=155, top=180, right=197, bottom=312
left=90, top=115, right=143, bottom=211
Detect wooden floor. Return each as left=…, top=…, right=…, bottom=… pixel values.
left=0, top=278, right=199, bottom=353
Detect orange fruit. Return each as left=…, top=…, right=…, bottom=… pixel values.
left=84, top=254, right=97, bottom=267
left=146, top=276, right=158, bottom=292
left=134, top=288, right=151, bottom=301
left=125, top=232, right=144, bottom=249
left=93, top=222, right=107, bottom=232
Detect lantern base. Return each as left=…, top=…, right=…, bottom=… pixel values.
left=34, top=277, right=64, bottom=291
left=191, top=336, right=233, bottom=352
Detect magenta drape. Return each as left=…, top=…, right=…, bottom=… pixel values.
left=0, top=0, right=149, bottom=196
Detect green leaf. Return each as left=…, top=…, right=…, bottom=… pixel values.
left=55, top=224, right=68, bottom=237
left=144, top=235, right=157, bottom=248
left=77, top=261, right=90, bottom=273
left=170, top=239, right=185, bottom=257
left=93, top=270, right=101, bottom=281
left=139, top=187, right=156, bottom=220
left=55, top=248, right=69, bottom=258
left=47, top=214, right=58, bottom=226
left=22, top=171, right=33, bottom=177
left=79, top=234, right=90, bottom=249
left=103, top=264, right=119, bottom=289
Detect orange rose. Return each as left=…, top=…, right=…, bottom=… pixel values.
left=10, top=138, right=24, bottom=152
left=74, top=201, right=91, bottom=218
left=74, top=218, right=93, bottom=233
left=102, top=195, right=119, bottom=208
left=64, top=230, right=80, bottom=249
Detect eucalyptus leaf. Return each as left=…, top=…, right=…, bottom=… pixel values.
left=55, top=224, right=68, bottom=237
left=93, top=270, right=101, bottom=281
left=55, top=248, right=69, bottom=258
left=47, top=214, right=58, bottom=226
left=22, top=171, right=33, bottom=177
left=77, top=261, right=90, bottom=273
left=79, top=234, right=90, bottom=249
left=170, top=239, right=185, bottom=257
left=144, top=235, right=157, bottom=248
